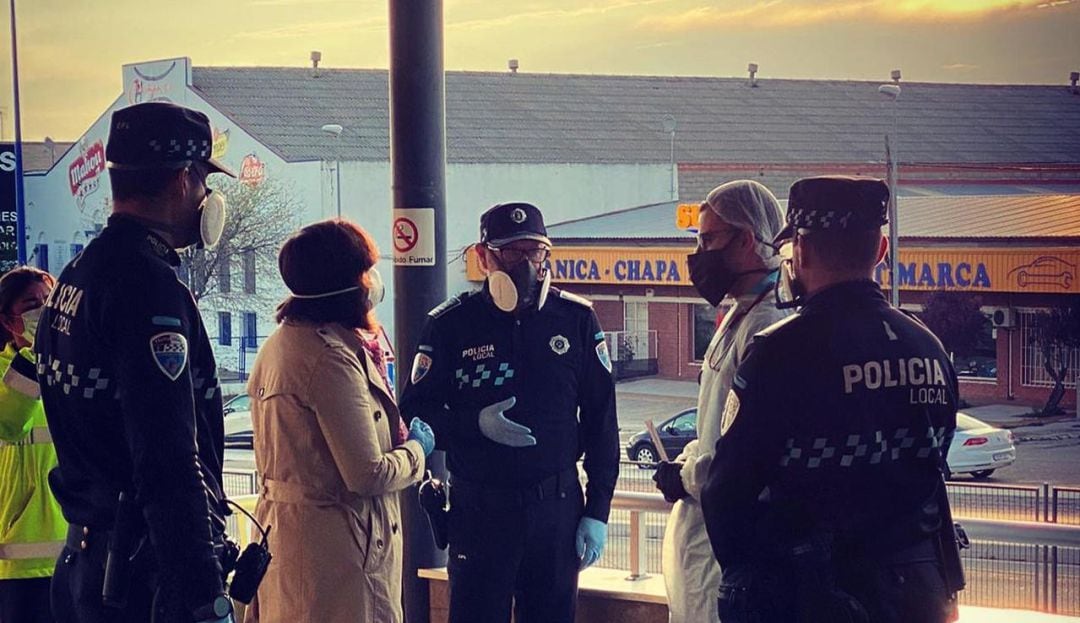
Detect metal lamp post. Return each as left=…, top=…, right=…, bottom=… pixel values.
left=321, top=123, right=344, bottom=219
left=662, top=115, right=677, bottom=201
left=878, top=81, right=901, bottom=307
left=9, top=0, right=27, bottom=265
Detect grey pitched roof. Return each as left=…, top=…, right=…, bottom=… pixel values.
left=547, top=186, right=1080, bottom=243
left=191, top=67, right=1080, bottom=165
left=20, top=141, right=73, bottom=172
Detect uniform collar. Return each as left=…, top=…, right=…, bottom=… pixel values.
left=107, top=214, right=182, bottom=267
left=803, top=279, right=885, bottom=310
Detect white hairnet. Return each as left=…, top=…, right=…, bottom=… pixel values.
left=703, top=180, right=785, bottom=268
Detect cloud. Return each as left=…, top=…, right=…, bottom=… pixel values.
left=639, top=0, right=1074, bottom=32
left=448, top=0, right=673, bottom=31
left=942, top=63, right=979, bottom=71
left=231, top=16, right=386, bottom=39
left=247, top=0, right=358, bottom=5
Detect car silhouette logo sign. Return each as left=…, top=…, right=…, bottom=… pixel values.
left=1008, top=256, right=1075, bottom=290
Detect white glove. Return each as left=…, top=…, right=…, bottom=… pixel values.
left=478, top=397, right=536, bottom=447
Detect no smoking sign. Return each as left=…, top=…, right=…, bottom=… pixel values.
left=392, top=208, right=435, bottom=266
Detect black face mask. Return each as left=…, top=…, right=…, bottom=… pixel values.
left=688, top=236, right=768, bottom=307
left=488, top=257, right=540, bottom=313
left=507, top=259, right=539, bottom=308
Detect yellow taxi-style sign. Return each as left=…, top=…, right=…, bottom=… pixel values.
left=676, top=203, right=700, bottom=231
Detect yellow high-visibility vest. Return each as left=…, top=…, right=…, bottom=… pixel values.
left=0, top=344, right=66, bottom=579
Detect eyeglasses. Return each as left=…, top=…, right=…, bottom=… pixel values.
left=488, top=245, right=551, bottom=264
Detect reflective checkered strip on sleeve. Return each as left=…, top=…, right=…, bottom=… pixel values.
left=779, top=426, right=949, bottom=469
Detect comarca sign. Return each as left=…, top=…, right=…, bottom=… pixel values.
left=875, top=248, right=1079, bottom=294
left=466, top=246, right=1079, bottom=294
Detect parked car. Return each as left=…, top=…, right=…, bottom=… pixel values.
left=946, top=412, right=1016, bottom=480
left=624, top=408, right=1016, bottom=481
left=625, top=408, right=698, bottom=465
left=222, top=393, right=254, bottom=450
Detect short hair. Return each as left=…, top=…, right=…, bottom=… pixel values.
left=0, top=266, right=56, bottom=346
left=275, top=220, right=380, bottom=330
left=108, top=167, right=182, bottom=202
left=799, top=228, right=883, bottom=272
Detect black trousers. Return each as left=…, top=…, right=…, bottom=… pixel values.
left=448, top=469, right=583, bottom=623
left=718, top=541, right=951, bottom=623
left=50, top=527, right=154, bottom=623
left=0, top=577, right=54, bottom=623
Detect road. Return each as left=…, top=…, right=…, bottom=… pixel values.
left=615, top=382, right=1080, bottom=488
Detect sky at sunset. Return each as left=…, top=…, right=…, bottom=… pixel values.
left=1, top=0, right=1078, bottom=141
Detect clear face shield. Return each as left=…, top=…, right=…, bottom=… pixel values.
left=773, top=238, right=804, bottom=310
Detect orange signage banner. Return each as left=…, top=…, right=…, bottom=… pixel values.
left=876, top=247, right=1078, bottom=294
left=466, top=246, right=1079, bottom=294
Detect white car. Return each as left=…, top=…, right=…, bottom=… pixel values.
left=222, top=394, right=253, bottom=442
left=946, top=413, right=1016, bottom=480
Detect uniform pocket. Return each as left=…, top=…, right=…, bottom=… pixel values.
left=0, top=481, right=34, bottom=538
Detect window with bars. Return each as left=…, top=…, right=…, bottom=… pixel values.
left=219, top=255, right=231, bottom=294
left=242, top=251, right=256, bottom=294
left=218, top=312, right=232, bottom=346
left=1019, top=310, right=1079, bottom=389
left=243, top=312, right=258, bottom=350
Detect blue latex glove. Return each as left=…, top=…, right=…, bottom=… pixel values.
left=477, top=396, right=536, bottom=447
left=408, top=417, right=435, bottom=456
left=575, top=517, right=607, bottom=570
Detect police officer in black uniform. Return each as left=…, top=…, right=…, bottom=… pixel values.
left=36, top=102, right=235, bottom=623
left=399, top=202, right=619, bottom=623
left=700, top=176, right=961, bottom=623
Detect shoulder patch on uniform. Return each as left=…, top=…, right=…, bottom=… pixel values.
left=411, top=352, right=433, bottom=384
left=150, top=332, right=189, bottom=381
left=428, top=296, right=462, bottom=318
left=595, top=340, right=612, bottom=373
left=557, top=290, right=593, bottom=308
left=720, top=389, right=741, bottom=437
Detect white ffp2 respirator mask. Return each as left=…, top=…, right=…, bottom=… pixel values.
left=198, top=190, right=227, bottom=249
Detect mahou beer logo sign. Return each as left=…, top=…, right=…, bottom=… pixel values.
left=239, top=153, right=265, bottom=187
left=69, top=141, right=106, bottom=208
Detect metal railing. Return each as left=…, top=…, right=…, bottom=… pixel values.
left=604, top=330, right=659, bottom=380
left=1052, top=487, right=1080, bottom=526
left=221, top=467, right=1080, bottom=614
left=225, top=490, right=1080, bottom=615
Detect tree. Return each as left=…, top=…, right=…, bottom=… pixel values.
left=1031, top=295, right=1080, bottom=416
left=180, top=177, right=300, bottom=310
left=920, top=290, right=987, bottom=360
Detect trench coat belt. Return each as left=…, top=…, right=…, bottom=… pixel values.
left=261, top=478, right=368, bottom=547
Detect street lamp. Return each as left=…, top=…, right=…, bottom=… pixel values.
left=662, top=114, right=677, bottom=200
left=878, top=80, right=901, bottom=307
left=321, top=123, right=344, bottom=219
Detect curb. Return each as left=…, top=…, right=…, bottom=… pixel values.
left=1015, top=432, right=1080, bottom=443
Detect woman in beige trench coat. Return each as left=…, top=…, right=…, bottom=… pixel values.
left=244, top=220, right=434, bottom=623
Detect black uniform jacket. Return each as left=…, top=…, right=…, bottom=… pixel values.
left=399, top=286, right=619, bottom=522
left=701, top=280, right=959, bottom=567
left=35, top=214, right=227, bottom=608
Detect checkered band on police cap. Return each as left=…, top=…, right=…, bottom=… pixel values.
left=106, top=102, right=236, bottom=177
left=773, top=175, right=889, bottom=243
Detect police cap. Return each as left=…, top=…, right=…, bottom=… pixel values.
left=106, top=102, right=236, bottom=177
left=480, top=202, right=551, bottom=248
left=773, top=176, right=889, bottom=244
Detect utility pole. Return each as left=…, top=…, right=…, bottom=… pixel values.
left=9, top=0, right=27, bottom=264
left=389, top=1, right=447, bottom=621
